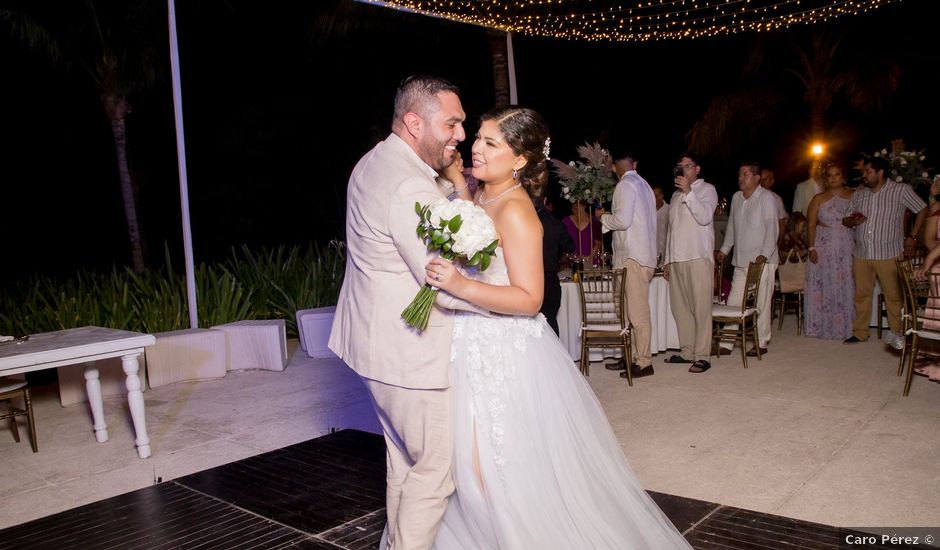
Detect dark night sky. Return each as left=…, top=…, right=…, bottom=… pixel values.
left=1, top=0, right=937, bottom=280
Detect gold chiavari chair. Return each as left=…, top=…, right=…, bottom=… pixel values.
left=576, top=268, right=633, bottom=384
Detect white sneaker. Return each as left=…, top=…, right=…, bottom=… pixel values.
left=884, top=331, right=904, bottom=350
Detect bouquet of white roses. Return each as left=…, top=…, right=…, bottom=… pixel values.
left=401, top=198, right=499, bottom=331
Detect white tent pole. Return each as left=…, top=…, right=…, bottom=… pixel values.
left=167, top=0, right=199, bottom=329
left=506, top=31, right=517, bottom=104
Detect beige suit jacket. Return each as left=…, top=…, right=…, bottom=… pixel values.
left=328, top=133, right=481, bottom=389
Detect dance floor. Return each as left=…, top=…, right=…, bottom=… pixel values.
left=0, top=429, right=907, bottom=550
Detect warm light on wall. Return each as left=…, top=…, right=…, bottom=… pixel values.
left=358, top=0, right=899, bottom=42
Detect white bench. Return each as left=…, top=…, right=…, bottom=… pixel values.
left=145, top=328, right=227, bottom=388
left=58, top=358, right=131, bottom=406
left=212, top=319, right=287, bottom=371
left=296, top=306, right=336, bottom=358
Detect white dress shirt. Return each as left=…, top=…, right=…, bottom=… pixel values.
left=656, top=203, right=670, bottom=265
left=769, top=190, right=787, bottom=220
left=665, top=178, right=718, bottom=264
left=600, top=170, right=657, bottom=269
left=792, top=178, right=822, bottom=216
left=720, top=186, right=780, bottom=267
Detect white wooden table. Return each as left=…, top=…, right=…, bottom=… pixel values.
left=0, top=326, right=156, bottom=458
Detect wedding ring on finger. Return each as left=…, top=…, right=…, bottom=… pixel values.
left=434, top=273, right=442, bottom=281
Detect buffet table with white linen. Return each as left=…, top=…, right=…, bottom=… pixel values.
left=557, top=275, right=679, bottom=362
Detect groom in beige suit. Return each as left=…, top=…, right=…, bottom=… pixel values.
left=329, top=76, right=484, bottom=550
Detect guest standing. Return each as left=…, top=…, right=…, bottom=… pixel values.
left=805, top=163, right=856, bottom=340
left=664, top=152, right=718, bottom=373
left=792, top=161, right=825, bottom=216
left=537, top=197, right=574, bottom=335
left=761, top=168, right=789, bottom=240
left=653, top=184, right=670, bottom=267
left=596, top=148, right=658, bottom=378
left=842, top=156, right=927, bottom=347
left=716, top=161, right=779, bottom=357
left=564, top=199, right=602, bottom=259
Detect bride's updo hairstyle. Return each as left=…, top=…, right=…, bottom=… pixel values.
left=481, top=106, right=550, bottom=201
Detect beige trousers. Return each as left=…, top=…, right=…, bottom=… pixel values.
left=720, top=263, right=777, bottom=349
left=364, top=378, right=454, bottom=550
left=623, top=260, right=655, bottom=367
left=852, top=257, right=902, bottom=340
left=669, top=258, right=714, bottom=361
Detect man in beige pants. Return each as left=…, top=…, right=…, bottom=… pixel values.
left=664, top=153, right=718, bottom=373
left=596, top=147, right=658, bottom=380
left=329, top=76, right=485, bottom=550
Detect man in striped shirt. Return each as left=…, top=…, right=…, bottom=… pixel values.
left=842, top=156, right=927, bottom=347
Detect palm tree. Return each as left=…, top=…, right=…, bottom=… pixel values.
left=2, top=1, right=161, bottom=272
left=687, top=28, right=899, bottom=160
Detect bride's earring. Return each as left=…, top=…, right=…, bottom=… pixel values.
left=512, top=168, right=519, bottom=180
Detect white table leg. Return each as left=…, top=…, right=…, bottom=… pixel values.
left=122, top=352, right=151, bottom=459
left=84, top=362, right=109, bottom=443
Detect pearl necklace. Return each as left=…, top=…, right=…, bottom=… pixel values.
left=478, top=183, right=522, bottom=206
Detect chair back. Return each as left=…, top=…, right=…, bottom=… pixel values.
left=740, top=259, right=766, bottom=314
left=897, top=258, right=936, bottom=331
left=577, top=269, right=626, bottom=331
left=713, top=253, right=725, bottom=303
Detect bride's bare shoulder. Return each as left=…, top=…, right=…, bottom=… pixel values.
left=493, top=197, right=541, bottom=235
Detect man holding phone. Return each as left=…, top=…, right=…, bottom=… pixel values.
left=663, top=153, right=719, bottom=373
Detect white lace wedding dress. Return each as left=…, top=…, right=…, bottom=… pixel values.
left=431, top=247, right=692, bottom=549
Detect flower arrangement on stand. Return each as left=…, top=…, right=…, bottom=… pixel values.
left=551, top=142, right=618, bottom=204
left=550, top=142, right=618, bottom=265
left=860, top=139, right=933, bottom=189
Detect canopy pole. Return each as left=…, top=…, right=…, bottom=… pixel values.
left=167, top=0, right=199, bottom=328
left=507, top=31, right=517, bottom=104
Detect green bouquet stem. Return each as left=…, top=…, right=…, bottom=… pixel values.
left=401, top=283, right=439, bottom=331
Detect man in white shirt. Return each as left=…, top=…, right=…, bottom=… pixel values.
left=717, top=162, right=780, bottom=356
left=596, top=148, right=657, bottom=379
left=791, top=161, right=824, bottom=216
left=653, top=184, right=670, bottom=267
left=761, top=168, right=788, bottom=239
left=664, top=153, right=719, bottom=373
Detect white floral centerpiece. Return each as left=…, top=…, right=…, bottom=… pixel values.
left=401, top=198, right=499, bottom=331
left=550, top=142, right=618, bottom=204
left=863, top=139, right=933, bottom=188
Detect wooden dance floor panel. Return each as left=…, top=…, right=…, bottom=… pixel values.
left=0, top=430, right=903, bottom=549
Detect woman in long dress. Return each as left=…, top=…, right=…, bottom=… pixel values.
left=423, top=107, right=691, bottom=549
left=805, top=162, right=856, bottom=339
left=563, top=199, right=602, bottom=259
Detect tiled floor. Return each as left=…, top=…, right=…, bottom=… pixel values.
left=3, top=318, right=940, bottom=546
left=0, top=430, right=914, bottom=550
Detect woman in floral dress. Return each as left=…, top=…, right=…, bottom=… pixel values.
left=805, top=163, right=855, bottom=339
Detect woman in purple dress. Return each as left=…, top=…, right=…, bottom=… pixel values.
left=562, top=200, right=602, bottom=259
left=805, top=163, right=856, bottom=339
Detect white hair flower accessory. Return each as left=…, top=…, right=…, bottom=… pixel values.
left=543, top=137, right=551, bottom=160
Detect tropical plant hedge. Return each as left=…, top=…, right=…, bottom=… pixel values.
left=0, top=242, right=346, bottom=338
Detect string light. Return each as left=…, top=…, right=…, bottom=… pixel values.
left=357, top=0, right=899, bottom=42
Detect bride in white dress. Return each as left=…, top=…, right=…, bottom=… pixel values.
left=422, top=107, right=691, bottom=549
